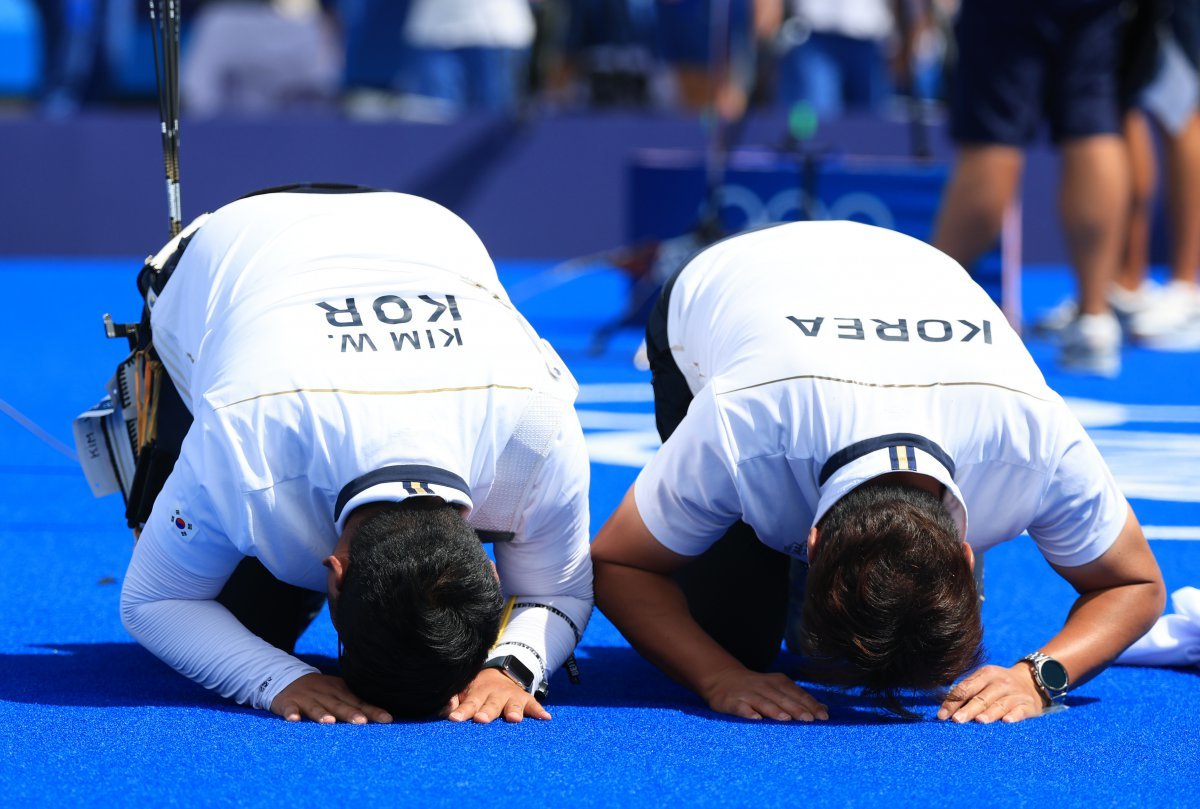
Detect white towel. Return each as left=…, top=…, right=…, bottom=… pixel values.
left=1116, top=587, right=1200, bottom=667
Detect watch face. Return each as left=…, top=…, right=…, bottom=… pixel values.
left=1040, top=659, right=1069, bottom=691
left=505, top=656, right=536, bottom=689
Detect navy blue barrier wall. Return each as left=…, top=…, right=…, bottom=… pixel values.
left=0, top=111, right=1071, bottom=261
left=629, top=149, right=1005, bottom=304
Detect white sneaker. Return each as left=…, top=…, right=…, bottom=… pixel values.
left=1128, top=281, right=1200, bottom=350
left=1059, top=311, right=1121, bottom=377
left=1032, top=298, right=1078, bottom=336
left=1032, top=281, right=1157, bottom=337
left=1109, top=280, right=1160, bottom=323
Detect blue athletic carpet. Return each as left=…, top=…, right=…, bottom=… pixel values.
left=1, top=258, right=1197, bottom=807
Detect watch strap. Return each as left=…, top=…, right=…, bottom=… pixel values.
left=484, top=653, right=550, bottom=701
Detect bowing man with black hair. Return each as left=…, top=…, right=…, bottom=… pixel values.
left=114, top=187, right=591, bottom=724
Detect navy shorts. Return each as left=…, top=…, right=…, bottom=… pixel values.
left=656, top=0, right=752, bottom=66
left=950, top=0, right=1125, bottom=145
left=1169, top=0, right=1200, bottom=67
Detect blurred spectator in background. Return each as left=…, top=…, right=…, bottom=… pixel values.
left=32, top=0, right=144, bottom=115
left=17, top=0, right=975, bottom=120
left=402, top=0, right=536, bottom=116
left=340, top=0, right=411, bottom=108
left=1035, top=0, right=1200, bottom=352
left=933, top=0, right=1130, bottom=377
left=657, top=0, right=783, bottom=121
left=28, top=0, right=277, bottom=116
left=536, top=0, right=660, bottom=109
left=774, top=0, right=954, bottom=121
left=776, top=0, right=900, bottom=119
left=182, top=0, right=341, bottom=117
left=1115, top=0, right=1200, bottom=349
left=906, top=0, right=956, bottom=104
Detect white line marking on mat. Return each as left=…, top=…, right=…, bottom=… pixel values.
left=576, top=410, right=657, bottom=430
left=577, top=383, right=654, bottom=403
left=0, top=398, right=78, bottom=462
left=1144, top=526, right=1200, bottom=541
left=1066, top=398, right=1200, bottom=428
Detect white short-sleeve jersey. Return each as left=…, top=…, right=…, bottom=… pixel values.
left=120, top=191, right=591, bottom=708
left=634, top=221, right=1127, bottom=569
left=404, top=0, right=535, bottom=49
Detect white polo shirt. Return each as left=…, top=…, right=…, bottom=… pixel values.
left=120, top=191, right=591, bottom=709
left=404, top=0, right=535, bottom=49
left=634, top=221, right=1127, bottom=568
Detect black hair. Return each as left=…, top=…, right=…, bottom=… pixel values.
left=335, top=499, right=503, bottom=718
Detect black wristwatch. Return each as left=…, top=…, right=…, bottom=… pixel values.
left=1020, top=652, right=1070, bottom=706
left=484, top=654, right=549, bottom=701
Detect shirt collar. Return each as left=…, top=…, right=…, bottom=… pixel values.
left=812, top=433, right=968, bottom=543
left=334, top=464, right=474, bottom=532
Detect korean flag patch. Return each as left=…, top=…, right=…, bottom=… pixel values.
left=171, top=508, right=194, bottom=538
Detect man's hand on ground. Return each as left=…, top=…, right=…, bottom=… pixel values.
left=938, top=664, right=1045, bottom=724
left=700, top=667, right=829, bottom=721
left=270, top=673, right=393, bottom=724
left=443, top=667, right=551, bottom=724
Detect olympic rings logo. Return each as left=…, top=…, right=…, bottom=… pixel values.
left=705, top=184, right=898, bottom=231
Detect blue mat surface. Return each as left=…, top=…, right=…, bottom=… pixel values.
left=1, top=258, right=1197, bottom=807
